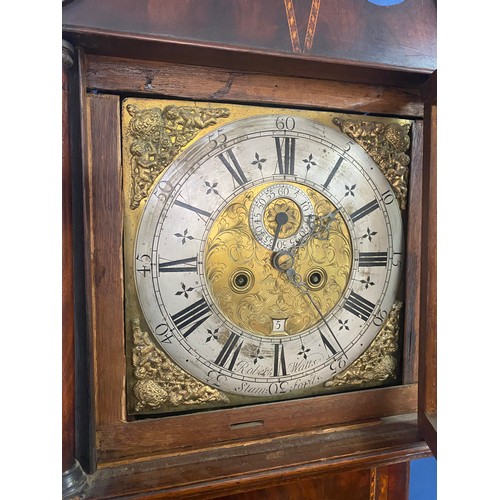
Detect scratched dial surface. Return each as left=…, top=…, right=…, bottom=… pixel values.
left=134, top=115, right=403, bottom=397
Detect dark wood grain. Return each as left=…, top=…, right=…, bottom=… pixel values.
left=387, top=462, right=410, bottom=500
left=214, top=468, right=372, bottom=500
left=214, top=463, right=409, bottom=500
left=86, top=94, right=125, bottom=426
left=63, top=45, right=76, bottom=473
left=402, top=121, right=424, bottom=384
left=418, top=70, right=437, bottom=456
left=374, top=462, right=409, bottom=500
left=62, top=27, right=431, bottom=89
left=86, top=414, right=427, bottom=499
left=74, top=46, right=97, bottom=474
left=84, top=55, right=424, bottom=118
left=62, top=0, right=436, bottom=72
left=96, top=385, right=418, bottom=464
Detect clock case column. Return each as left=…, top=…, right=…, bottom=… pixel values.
left=62, top=39, right=89, bottom=499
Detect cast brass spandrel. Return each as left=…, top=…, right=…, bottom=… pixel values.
left=124, top=102, right=230, bottom=210
left=332, top=118, right=411, bottom=210
left=131, top=319, right=229, bottom=412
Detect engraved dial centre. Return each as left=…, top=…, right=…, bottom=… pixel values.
left=204, top=181, right=353, bottom=337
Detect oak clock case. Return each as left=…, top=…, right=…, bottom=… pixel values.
left=123, top=99, right=411, bottom=416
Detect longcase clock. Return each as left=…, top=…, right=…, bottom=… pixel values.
left=62, top=1, right=436, bottom=498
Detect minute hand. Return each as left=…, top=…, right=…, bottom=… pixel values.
left=285, top=268, right=346, bottom=359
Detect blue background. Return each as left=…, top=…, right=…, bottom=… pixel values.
left=367, top=0, right=406, bottom=5
left=410, top=457, right=437, bottom=500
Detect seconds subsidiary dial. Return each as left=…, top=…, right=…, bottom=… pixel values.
left=134, top=115, right=403, bottom=398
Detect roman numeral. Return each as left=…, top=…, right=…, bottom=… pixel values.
left=273, top=342, right=287, bottom=377
left=319, top=330, right=338, bottom=356
left=158, top=256, right=197, bottom=273
left=350, top=199, right=379, bottom=222
left=323, top=156, right=344, bottom=189
left=174, top=200, right=211, bottom=219
left=275, top=137, right=296, bottom=175
left=343, top=292, right=376, bottom=322
left=214, top=332, right=243, bottom=370
left=359, top=252, right=388, bottom=267
left=217, top=149, right=248, bottom=186
left=171, top=298, right=211, bottom=337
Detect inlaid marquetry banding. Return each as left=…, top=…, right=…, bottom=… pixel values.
left=283, top=0, right=321, bottom=53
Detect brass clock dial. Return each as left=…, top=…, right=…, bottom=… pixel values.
left=132, top=112, right=404, bottom=399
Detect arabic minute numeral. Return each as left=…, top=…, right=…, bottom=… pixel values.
left=155, top=323, right=175, bottom=344
left=343, top=140, right=354, bottom=152
left=208, top=130, right=227, bottom=149
left=206, top=370, right=227, bottom=388
left=392, top=252, right=403, bottom=266
left=136, top=254, right=152, bottom=277
left=373, top=310, right=388, bottom=327
left=154, top=180, right=174, bottom=203
left=268, top=381, right=288, bottom=395
left=275, top=116, right=296, bottom=131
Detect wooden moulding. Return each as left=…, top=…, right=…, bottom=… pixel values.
left=97, top=384, right=418, bottom=465
left=84, top=54, right=424, bottom=119
left=86, top=414, right=428, bottom=499
left=63, top=27, right=432, bottom=90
